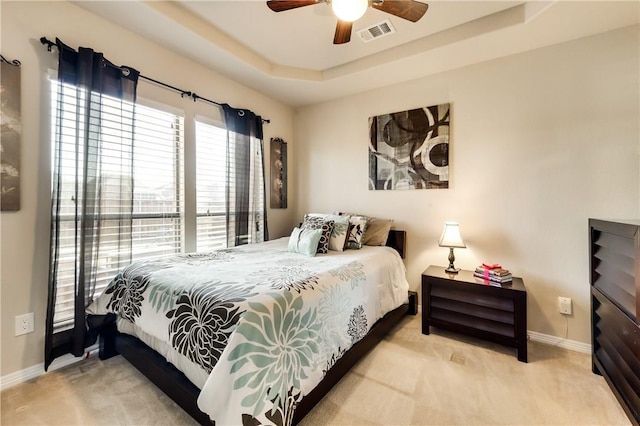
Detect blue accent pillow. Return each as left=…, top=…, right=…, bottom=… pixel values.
left=288, top=227, right=323, bottom=257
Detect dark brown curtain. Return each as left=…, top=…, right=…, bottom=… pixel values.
left=221, top=104, right=268, bottom=246
left=45, top=38, right=139, bottom=370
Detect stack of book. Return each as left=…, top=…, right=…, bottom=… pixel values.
left=474, top=263, right=513, bottom=284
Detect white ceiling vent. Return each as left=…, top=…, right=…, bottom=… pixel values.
left=357, top=19, right=396, bottom=43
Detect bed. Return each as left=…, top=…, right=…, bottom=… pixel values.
left=90, top=229, right=410, bottom=425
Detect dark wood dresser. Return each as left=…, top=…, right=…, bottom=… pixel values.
left=421, top=265, right=527, bottom=362
left=590, top=219, right=640, bottom=425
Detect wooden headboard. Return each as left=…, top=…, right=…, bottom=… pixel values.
left=386, top=229, right=406, bottom=259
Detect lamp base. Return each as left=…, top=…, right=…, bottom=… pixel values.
left=445, top=247, right=460, bottom=274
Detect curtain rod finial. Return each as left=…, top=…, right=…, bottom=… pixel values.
left=40, top=36, right=54, bottom=51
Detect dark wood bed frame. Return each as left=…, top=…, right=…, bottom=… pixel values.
left=98, top=230, right=412, bottom=425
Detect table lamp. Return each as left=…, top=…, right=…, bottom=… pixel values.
left=439, top=222, right=466, bottom=273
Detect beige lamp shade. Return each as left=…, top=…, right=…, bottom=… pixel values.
left=438, top=222, right=466, bottom=248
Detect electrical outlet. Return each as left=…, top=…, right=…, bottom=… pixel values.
left=558, top=297, right=572, bottom=315
left=15, top=313, right=35, bottom=336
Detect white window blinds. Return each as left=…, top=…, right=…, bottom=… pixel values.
left=195, top=119, right=266, bottom=251
left=195, top=120, right=230, bottom=251
left=50, top=80, right=184, bottom=331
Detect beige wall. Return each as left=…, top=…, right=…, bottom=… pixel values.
left=0, top=1, right=295, bottom=377
left=293, top=25, right=640, bottom=345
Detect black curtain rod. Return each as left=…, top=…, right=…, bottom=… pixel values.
left=1, top=54, right=21, bottom=67
left=40, top=37, right=270, bottom=124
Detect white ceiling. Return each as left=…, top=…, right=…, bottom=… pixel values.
left=178, top=1, right=522, bottom=70
left=74, top=1, right=640, bottom=107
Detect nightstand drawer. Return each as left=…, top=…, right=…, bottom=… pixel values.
left=431, top=285, right=515, bottom=312
left=430, top=297, right=515, bottom=325
left=430, top=307, right=515, bottom=338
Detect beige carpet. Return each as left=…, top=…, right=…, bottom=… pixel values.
left=1, top=314, right=631, bottom=425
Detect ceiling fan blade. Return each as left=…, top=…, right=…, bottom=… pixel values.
left=267, top=0, right=320, bottom=12
left=333, top=20, right=353, bottom=44
left=372, top=0, right=429, bottom=22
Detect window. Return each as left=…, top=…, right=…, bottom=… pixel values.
left=50, top=80, right=184, bottom=331
left=195, top=121, right=228, bottom=251
left=50, top=81, right=266, bottom=334
left=195, top=120, right=265, bottom=251
left=130, top=104, right=184, bottom=262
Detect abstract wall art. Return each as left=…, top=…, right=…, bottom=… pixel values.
left=369, top=103, right=450, bottom=190
left=270, top=137, right=287, bottom=209
left=1, top=56, right=22, bottom=211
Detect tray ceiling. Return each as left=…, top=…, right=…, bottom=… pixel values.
left=74, top=1, right=640, bottom=107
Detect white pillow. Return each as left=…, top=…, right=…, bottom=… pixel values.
left=345, top=215, right=369, bottom=250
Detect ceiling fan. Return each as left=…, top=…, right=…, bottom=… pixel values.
left=266, top=0, right=429, bottom=45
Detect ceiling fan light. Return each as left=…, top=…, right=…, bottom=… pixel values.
left=332, top=0, right=368, bottom=22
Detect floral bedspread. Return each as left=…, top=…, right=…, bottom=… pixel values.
left=88, top=237, right=408, bottom=425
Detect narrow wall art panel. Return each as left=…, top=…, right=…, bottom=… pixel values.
left=369, top=103, right=450, bottom=190
left=1, top=58, right=22, bottom=211
left=270, top=137, right=287, bottom=209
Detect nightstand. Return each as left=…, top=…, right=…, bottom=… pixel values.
left=422, top=265, right=528, bottom=362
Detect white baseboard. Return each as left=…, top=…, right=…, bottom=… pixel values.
left=527, top=330, right=591, bottom=354
left=0, top=345, right=98, bottom=392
